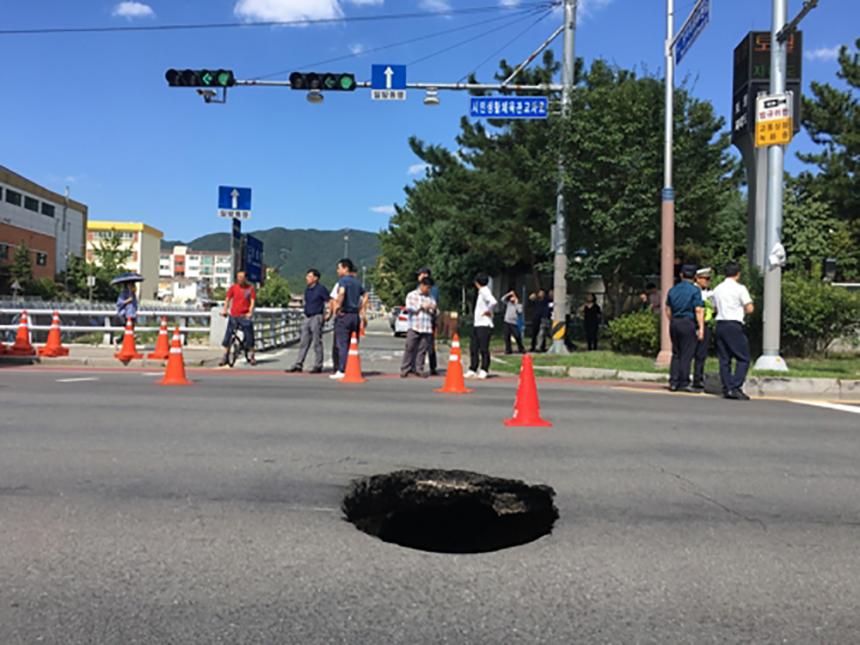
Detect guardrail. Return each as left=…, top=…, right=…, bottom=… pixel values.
left=0, top=306, right=308, bottom=351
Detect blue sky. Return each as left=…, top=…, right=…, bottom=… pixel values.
left=0, top=0, right=855, bottom=241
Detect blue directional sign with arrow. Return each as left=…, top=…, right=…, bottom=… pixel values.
left=218, top=185, right=252, bottom=220
left=371, top=64, right=407, bottom=101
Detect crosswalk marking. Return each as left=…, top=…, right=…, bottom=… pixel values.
left=791, top=400, right=860, bottom=415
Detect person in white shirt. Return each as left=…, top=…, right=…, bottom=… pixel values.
left=465, top=274, right=497, bottom=380
left=711, top=261, right=755, bottom=400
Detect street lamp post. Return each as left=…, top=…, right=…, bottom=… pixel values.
left=656, top=0, right=675, bottom=367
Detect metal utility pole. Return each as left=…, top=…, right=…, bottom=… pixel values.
left=549, top=0, right=576, bottom=355
left=656, top=0, right=675, bottom=366
left=755, top=0, right=790, bottom=372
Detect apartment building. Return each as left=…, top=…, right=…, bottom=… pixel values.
left=86, top=221, right=164, bottom=300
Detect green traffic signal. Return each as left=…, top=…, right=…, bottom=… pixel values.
left=289, top=72, right=356, bottom=92
left=165, top=68, right=236, bottom=88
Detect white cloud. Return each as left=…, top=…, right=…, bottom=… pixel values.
left=407, top=163, right=430, bottom=176
left=349, top=42, right=366, bottom=55
left=420, top=0, right=452, bottom=13
left=805, top=46, right=841, bottom=62
left=112, top=2, right=155, bottom=19
left=234, top=0, right=383, bottom=23
left=370, top=205, right=396, bottom=215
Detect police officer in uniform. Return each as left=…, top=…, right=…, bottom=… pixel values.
left=692, top=267, right=715, bottom=391
left=665, top=264, right=705, bottom=392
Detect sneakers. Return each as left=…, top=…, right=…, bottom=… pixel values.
left=477, top=370, right=489, bottom=380
left=464, top=370, right=477, bottom=379
left=329, top=371, right=345, bottom=380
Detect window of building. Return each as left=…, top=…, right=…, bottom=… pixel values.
left=0, top=187, right=3, bottom=200
left=5, top=189, right=22, bottom=206
left=41, top=203, right=55, bottom=217
left=0, top=243, right=9, bottom=260
left=36, top=252, right=48, bottom=266
left=24, top=196, right=39, bottom=212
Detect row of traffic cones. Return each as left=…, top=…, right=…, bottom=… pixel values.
left=335, top=331, right=551, bottom=427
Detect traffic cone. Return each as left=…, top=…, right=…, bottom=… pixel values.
left=435, top=334, right=472, bottom=394
left=147, top=317, right=170, bottom=360
left=37, top=311, right=69, bottom=357
left=8, top=310, right=36, bottom=357
left=114, top=318, right=143, bottom=362
left=159, top=326, right=192, bottom=386
left=504, top=354, right=552, bottom=427
left=340, top=332, right=366, bottom=383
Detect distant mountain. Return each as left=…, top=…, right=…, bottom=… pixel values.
left=162, top=227, right=380, bottom=289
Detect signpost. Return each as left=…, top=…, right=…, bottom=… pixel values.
left=371, top=64, right=407, bottom=101
left=674, top=0, right=710, bottom=64
left=470, top=96, right=548, bottom=119
left=218, top=185, right=252, bottom=220
left=244, top=235, right=264, bottom=285
left=755, top=92, right=793, bottom=147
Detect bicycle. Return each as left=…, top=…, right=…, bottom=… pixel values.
left=223, top=316, right=255, bottom=367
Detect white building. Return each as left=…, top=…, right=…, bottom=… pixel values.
left=86, top=221, right=164, bottom=300
left=160, top=245, right=232, bottom=290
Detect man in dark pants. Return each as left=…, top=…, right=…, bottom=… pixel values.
left=416, top=268, right=440, bottom=375
left=711, top=262, right=755, bottom=400
left=287, top=268, right=329, bottom=374
left=465, top=275, right=497, bottom=380
left=329, top=258, right=364, bottom=380
left=501, top=290, right=525, bottom=354
left=665, top=265, right=705, bottom=392
left=692, top=267, right=715, bottom=391
left=400, top=277, right=437, bottom=377
left=528, top=289, right=550, bottom=352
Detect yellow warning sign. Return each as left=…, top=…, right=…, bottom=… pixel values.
left=755, top=92, right=794, bottom=148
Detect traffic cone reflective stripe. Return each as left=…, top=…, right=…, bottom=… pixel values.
left=159, top=327, right=192, bottom=386
left=9, top=310, right=36, bottom=356
left=435, top=333, right=472, bottom=394
left=147, top=317, right=170, bottom=360
left=341, top=332, right=366, bottom=383
left=504, top=354, right=552, bottom=427
left=38, top=311, right=69, bottom=357
left=115, top=318, right=143, bottom=362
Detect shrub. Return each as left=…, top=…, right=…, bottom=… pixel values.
left=607, top=309, right=660, bottom=356
left=781, top=273, right=860, bottom=356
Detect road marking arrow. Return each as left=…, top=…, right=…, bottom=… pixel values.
left=384, top=66, right=394, bottom=90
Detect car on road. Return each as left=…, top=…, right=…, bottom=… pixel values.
left=389, top=306, right=409, bottom=337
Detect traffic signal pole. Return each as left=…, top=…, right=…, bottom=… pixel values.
left=548, top=0, right=576, bottom=355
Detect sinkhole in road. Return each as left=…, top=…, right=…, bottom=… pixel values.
left=342, top=469, right=558, bottom=554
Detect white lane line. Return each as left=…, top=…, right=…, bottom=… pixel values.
left=143, top=372, right=162, bottom=376
left=56, top=377, right=99, bottom=383
left=792, top=400, right=860, bottom=415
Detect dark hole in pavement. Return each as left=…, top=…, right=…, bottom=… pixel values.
left=342, top=469, right=558, bottom=554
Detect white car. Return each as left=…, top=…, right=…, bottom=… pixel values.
left=390, top=306, right=409, bottom=337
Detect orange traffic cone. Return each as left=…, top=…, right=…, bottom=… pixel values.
left=115, top=318, right=143, bottom=362
left=147, top=317, right=170, bottom=360
left=8, top=310, right=36, bottom=357
left=340, top=332, right=367, bottom=383
left=37, top=311, right=69, bottom=357
left=504, top=354, right=552, bottom=427
left=435, top=334, right=473, bottom=394
left=159, top=326, right=192, bottom=386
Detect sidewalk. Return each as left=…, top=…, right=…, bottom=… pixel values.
left=1, top=344, right=223, bottom=368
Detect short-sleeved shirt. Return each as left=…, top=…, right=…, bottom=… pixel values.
left=405, top=288, right=436, bottom=334
left=337, top=275, right=364, bottom=313
left=666, top=281, right=703, bottom=320
left=474, top=286, right=497, bottom=328
left=711, top=279, right=752, bottom=323
left=227, top=284, right=256, bottom=317
left=304, top=282, right=330, bottom=316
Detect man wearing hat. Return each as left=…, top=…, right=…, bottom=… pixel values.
left=664, top=264, right=705, bottom=392
left=692, top=267, right=715, bottom=391
left=416, top=267, right=440, bottom=375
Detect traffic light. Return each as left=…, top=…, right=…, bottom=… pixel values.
left=289, top=72, right=356, bottom=92
left=165, top=69, right=236, bottom=88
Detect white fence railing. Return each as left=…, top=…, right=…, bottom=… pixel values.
left=0, top=306, right=309, bottom=351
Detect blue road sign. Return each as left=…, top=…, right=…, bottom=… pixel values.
left=371, top=65, right=407, bottom=90
left=218, top=185, right=252, bottom=219
left=470, top=96, right=549, bottom=120
left=244, top=235, right=264, bottom=284
left=674, top=0, right=710, bottom=65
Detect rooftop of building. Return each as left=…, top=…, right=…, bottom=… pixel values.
left=87, top=220, right=164, bottom=239
left=0, top=164, right=89, bottom=214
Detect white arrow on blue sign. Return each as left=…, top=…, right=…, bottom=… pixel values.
left=470, top=96, right=548, bottom=120
left=674, top=0, right=710, bottom=65
left=218, top=186, right=252, bottom=220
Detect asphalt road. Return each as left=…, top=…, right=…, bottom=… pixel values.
left=1, top=352, right=859, bottom=643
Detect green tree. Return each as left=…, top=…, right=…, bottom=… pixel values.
left=256, top=272, right=291, bottom=307
left=797, top=38, right=860, bottom=279
left=10, top=242, right=34, bottom=289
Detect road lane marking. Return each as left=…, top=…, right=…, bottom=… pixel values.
left=56, top=377, right=99, bottom=383
left=791, top=400, right=860, bottom=415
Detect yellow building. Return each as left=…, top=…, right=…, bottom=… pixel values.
left=86, top=221, right=164, bottom=300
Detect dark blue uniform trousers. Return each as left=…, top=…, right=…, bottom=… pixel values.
left=715, top=321, right=750, bottom=393
left=669, top=317, right=697, bottom=389
left=334, top=312, right=360, bottom=373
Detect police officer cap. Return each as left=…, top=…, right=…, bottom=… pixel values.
left=681, top=264, right=697, bottom=279
left=696, top=267, right=713, bottom=278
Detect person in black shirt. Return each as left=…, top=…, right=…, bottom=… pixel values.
left=287, top=268, right=329, bottom=374
left=330, top=258, right=364, bottom=379
left=528, top=289, right=550, bottom=352
left=582, top=293, right=602, bottom=351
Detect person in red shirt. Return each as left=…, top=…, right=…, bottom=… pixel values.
left=220, top=271, right=257, bottom=366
